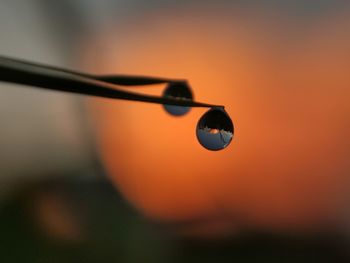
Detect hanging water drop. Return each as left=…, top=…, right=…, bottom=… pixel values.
left=162, top=81, right=193, bottom=116
left=196, top=107, right=234, bottom=151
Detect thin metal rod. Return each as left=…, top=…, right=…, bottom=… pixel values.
left=0, top=56, right=185, bottom=86
left=0, top=56, right=223, bottom=108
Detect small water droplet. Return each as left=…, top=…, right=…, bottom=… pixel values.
left=196, top=107, right=234, bottom=151
left=162, top=82, right=193, bottom=116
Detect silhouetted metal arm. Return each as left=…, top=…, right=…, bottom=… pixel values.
left=0, top=56, right=222, bottom=108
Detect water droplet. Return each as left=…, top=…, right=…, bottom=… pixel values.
left=162, top=82, right=193, bottom=116
left=196, top=107, right=234, bottom=151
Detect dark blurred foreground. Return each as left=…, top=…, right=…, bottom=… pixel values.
left=0, top=174, right=348, bottom=263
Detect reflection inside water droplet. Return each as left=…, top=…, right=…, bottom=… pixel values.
left=162, top=82, right=193, bottom=116
left=196, top=107, right=234, bottom=151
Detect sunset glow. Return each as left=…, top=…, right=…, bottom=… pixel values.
left=81, top=8, right=350, bottom=235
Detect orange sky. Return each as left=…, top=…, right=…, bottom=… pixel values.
left=81, top=8, right=350, bottom=236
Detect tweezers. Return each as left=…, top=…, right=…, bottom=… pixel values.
left=0, top=56, right=222, bottom=108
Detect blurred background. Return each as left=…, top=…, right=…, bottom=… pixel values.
left=0, top=0, right=350, bottom=262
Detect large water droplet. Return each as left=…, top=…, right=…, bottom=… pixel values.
left=196, top=107, right=234, bottom=151
left=162, top=82, right=193, bottom=116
